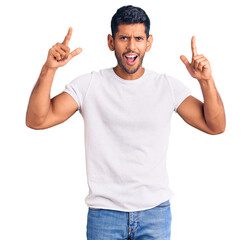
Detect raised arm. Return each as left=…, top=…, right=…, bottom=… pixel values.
left=26, top=27, right=82, bottom=130
left=178, top=36, right=226, bottom=135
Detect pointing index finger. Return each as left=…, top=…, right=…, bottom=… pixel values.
left=191, top=36, right=198, bottom=56
left=62, top=27, right=72, bottom=46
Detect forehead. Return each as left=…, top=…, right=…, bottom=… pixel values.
left=116, top=23, right=146, bottom=36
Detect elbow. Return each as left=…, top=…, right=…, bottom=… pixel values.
left=26, top=123, right=39, bottom=130
left=206, top=117, right=226, bottom=135
left=212, top=129, right=225, bottom=135
left=215, top=121, right=226, bottom=135
left=25, top=114, right=44, bottom=130
left=209, top=125, right=226, bottom=135
left=25, top=120, right=41, bottom=130
left=218, top=126, right=226, bottom=134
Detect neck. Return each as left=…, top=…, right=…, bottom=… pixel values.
left=113, top=65, right=145, bottom=80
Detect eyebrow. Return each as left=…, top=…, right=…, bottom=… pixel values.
left=118, top=35, right=145, bottom=38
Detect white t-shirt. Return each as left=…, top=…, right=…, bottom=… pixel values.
left=64, top=67, right=191, bottom=212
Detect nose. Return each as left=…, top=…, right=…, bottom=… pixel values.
left=126, top=37, right=137, bottom=51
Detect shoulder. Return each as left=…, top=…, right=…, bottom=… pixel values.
left=67, top=69, right=106, bottom=87
left=145, top=68, right=163, bottom=78
left=145, top=69, right=174, bottom=80
left=68, top=72, right=92, bottom=86
left=67, top=68, right=115, bottom=88
left=145, top=69, right=181, bottom=86
left=162, top=74, right=190, bottom=91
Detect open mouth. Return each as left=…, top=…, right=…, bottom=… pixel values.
left=124, top=54, right=138, bottom=65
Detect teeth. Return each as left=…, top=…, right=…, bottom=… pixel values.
left=126, top=54, right=137, bottom=58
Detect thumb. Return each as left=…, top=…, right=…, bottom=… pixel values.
left=68, top=48, right=82, bottom=60
left=180, top=55, right=190, bottom=70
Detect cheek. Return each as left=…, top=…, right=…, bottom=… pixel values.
left=114, top=42, right=125, bottom=52
left=138, top=43, right=148, bottom=53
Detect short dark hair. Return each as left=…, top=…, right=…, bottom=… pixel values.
left=111, top=5, right=150, bottom=39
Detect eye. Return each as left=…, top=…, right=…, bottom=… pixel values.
left=120, top=36, right=128, bottom=40
left=136, top=37, right=143, bottom=41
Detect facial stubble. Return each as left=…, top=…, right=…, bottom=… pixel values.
left=114, top=50, right=145, bottom=75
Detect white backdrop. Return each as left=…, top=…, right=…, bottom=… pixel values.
left=1, top=0, right=251, bottom=239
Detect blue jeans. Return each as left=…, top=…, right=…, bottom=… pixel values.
left=86, top=199, right=172, bottom=240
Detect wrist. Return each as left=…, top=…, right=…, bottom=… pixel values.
left=198, top=76, right=214, bottom=86
left=39, top=63, right=57, bottom=82
left=43, top=62, right=58, bottom=73
left=199, top=76, right=217, bottom=95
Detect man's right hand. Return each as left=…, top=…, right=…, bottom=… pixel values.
left=45, top=27, right=82, bottom=69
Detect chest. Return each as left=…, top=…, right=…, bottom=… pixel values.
left=83, top=81, right=174, bottom=132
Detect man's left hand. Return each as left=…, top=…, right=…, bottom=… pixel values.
left=180, top=36, right=212, bottom=82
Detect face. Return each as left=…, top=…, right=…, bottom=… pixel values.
left=108, top=23, right=153, bottom=79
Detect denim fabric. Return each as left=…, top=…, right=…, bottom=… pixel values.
left=86, top=199, right=172, bottom=240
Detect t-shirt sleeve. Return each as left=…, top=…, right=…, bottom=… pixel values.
left=167, top=75, right=192, bottom=112
left=63, top=73, right=92, bottom=113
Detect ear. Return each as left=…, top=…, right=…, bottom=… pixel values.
left=107, top=34, right=115, bottom=51
left=146, top=34, right=153, bottom=52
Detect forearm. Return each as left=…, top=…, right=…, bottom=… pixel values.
left=199, top=77, right=226, bottom=133
left=26, top=64, right=57, bottom=127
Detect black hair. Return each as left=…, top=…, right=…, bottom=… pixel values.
left=111, top=5, right=150, bottom=39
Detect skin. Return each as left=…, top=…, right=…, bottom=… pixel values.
left=178, top=36, right=226, bottom=134
left=26, top=25, right=225, bottom=135
left=107, top=23, right=153, bottom=80
left=25, top=27, right=81, bottom=129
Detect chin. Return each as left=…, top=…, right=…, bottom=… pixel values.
left=124, top=66, right=140, bottom=74
left=120, top=61, right=142, bottom=75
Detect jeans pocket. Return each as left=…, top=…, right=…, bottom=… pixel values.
left=156, top=199, right=170, bottom=208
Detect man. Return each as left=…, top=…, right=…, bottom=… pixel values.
left=26, top=5, right=225, bottom=240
